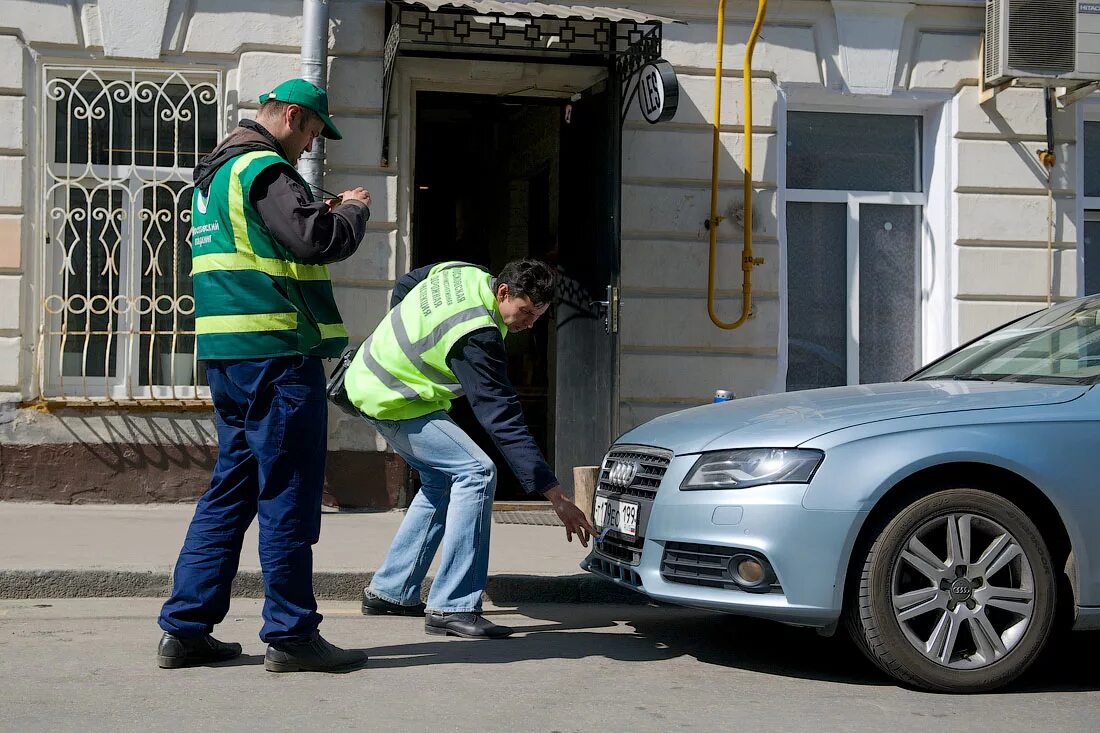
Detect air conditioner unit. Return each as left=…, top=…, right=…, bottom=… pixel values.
left=985, top=0, right=1100, bottom=86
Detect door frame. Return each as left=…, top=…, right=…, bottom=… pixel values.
left=393, top=55, right=624, bottom=451
left=396, top=54, right=624, bottom=424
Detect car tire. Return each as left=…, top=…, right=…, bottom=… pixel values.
left=845, top=488, right=1056, bottom=693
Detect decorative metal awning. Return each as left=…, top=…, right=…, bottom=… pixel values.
left=391, top=1, right=678, bottom=26
left=380, top=0, right=682, bottom=163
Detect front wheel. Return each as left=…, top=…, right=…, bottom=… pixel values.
left=846, top=489, right=1057, bottom=693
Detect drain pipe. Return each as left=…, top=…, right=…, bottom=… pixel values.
left=1039, top=88, right=1057, bottom=308
left=706, top=0, right=768, bottom=330
left=300, top=0, right=329, bottom=192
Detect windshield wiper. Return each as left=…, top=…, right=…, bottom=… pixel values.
left=916, top=373, right=1093, bottom=385
left=912, top=373, right=1008, bottom=382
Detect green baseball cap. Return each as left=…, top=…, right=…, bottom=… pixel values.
left=259, top=78, right=343, bottom=140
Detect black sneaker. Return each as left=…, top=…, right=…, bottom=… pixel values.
left=157, top=632, right=242, bottom=669
left=424, top=612, right=514, bottom=639
left=361, top=590, right=426, bottom=617
left=264, top=631, right=368, bottom=673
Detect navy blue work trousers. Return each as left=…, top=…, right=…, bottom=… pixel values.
left=158, top=356, right=328, bottom=642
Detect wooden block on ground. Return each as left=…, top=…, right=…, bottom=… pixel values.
left=572, top=465, right=600, bottom=524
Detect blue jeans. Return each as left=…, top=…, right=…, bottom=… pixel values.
left=158, top=356, right=328, bottom=642
left=367, top=412, right=497, bottom=613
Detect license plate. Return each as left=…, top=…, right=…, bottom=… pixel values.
left=594, top=496, right=639, bottom=537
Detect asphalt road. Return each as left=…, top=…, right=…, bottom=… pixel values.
left=1, top=599, right=1098, bottom=732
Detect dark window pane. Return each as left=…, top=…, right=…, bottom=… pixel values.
left=788, top=112, right=922, bottom=192
left=52, top=78, right=134, bottom=166
left=1085, top=123, right=1100, bottom=198
left=137, top=181, right=201, bottom=386
left=59, top=187, right=123, bottom=378
left=1085, top=218, right=1100, bottom=295
left=859, top=204, right=921, bottom=383
left=787, top=202, right=848, bottom=390
left=52, top=76, right=218, bottom=168
left=134, top=82, right=219, bottom=168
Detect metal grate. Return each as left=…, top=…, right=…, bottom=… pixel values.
left=587, top=554, right=643, bottom=589
left=393, top=3, right=666, bottom=56
left=661, top=542, right=781, bottom=593
left=598, top=446, right=672, bottom=500
left=985, top=0, right=1001, bottom=81
left=38, top=67, right=222, bottom=403
left=595, top=532, right=643, bottom=566
left=1006, top=0, right=1075, bottom=72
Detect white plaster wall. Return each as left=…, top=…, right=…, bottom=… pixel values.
left=0, top=2, right=81, bottom=46
left=0, top=408, right=217, bottom=447
left=953, top=85, right=1079, bottom=340
left=323, top=2, right=395, bottom=453
left=0, top=275, right=21, bottom=331
left=184, top=0, right=303, bottom=54
left=0, top=31, right=25, bottom=395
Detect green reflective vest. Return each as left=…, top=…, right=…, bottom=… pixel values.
left=344, top=262, right=506, bottom=420
left=190, top=150, right=348, bottom=360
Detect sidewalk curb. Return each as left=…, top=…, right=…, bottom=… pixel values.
left=0, top=570, right=646, bottom=604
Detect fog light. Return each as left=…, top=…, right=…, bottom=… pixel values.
left=729, top=554, right=769, bottom=588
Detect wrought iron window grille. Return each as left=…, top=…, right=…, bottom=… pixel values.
left=38, top=66, right=223, bottom=404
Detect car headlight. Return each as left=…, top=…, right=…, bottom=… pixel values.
left=680, top=448, right=824, bottom=491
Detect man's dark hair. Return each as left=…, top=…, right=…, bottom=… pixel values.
left=258, top=100, right=318, bottom=132
left=496, top=259, right=556, bottom=307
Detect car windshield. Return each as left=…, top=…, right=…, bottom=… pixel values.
left=911, top=297, right=1100, bottom=385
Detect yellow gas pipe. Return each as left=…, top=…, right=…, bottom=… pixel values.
left=708, top=0, right=768, bottom=329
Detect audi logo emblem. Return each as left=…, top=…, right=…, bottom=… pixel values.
left=606, top=460, right=639, bottom=488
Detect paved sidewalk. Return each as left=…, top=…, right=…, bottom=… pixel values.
left=0, top=502, right=636, bottom=603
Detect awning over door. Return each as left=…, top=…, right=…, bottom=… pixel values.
left=380, top=0, right=682, bottom=162
left=384, top=0, right=678, bottom=66
left=390, top=1, right=679, bottom=25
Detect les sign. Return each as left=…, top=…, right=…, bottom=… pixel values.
left=638, top=60, right=679, bottom=124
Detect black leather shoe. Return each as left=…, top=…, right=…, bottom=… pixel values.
left=424, top=612, right=514, bottom=639
left=264, top=632, right=368, bottom=673
left=157, top=632, right=242, bottom=669
left=361, top=590, right=426, bottom=617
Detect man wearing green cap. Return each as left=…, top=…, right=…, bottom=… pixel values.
left=157, top=78, right=371, bottom=673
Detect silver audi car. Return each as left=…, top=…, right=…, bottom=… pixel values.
left=583, top=295, right=1100, bottom=693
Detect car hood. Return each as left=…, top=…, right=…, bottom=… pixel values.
left=618, top=381, right=1088, bottom=455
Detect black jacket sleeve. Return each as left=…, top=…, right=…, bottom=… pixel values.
left=390, top=264, right=435, bottom=309
left=447, top=329, right=559, bottom=495
left=251, top=166, right=370, bottom=265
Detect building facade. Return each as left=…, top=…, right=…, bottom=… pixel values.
left=0, top=0, right=1093, bottom=507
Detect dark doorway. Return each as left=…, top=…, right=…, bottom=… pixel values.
left=411, top=87, right=615, bottom=502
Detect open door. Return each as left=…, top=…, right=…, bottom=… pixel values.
left=554, top=81, right=618, bottom=481
left=409, top=84, right=618, bottom=499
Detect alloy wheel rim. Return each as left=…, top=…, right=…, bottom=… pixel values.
left=890, top=512, right=1035, bottom=670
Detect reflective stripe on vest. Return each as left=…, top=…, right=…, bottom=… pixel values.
left=191, top=252, right=331, bottom=281
left=357, top=304, right=494, bottom=398
left=319, top=322, right=349, bottom=340
left=190, top=148, right=348, bottom=359
left=192, top=151, right=333, bottom=283
left=346, top=265, right=504, bottom=419
left=196, top=312, right=297, bottom=335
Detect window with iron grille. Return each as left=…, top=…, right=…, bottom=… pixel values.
left=39, top=67, right=222, bottom=402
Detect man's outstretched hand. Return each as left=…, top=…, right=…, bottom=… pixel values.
left=544, top=486, right=595, bottom=547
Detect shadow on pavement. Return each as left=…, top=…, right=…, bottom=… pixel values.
left=362, top=604, right=876, bottom=684
left=198, top=653, right=266, bottom=668
left=365, top=604, right=1100, bottom=693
